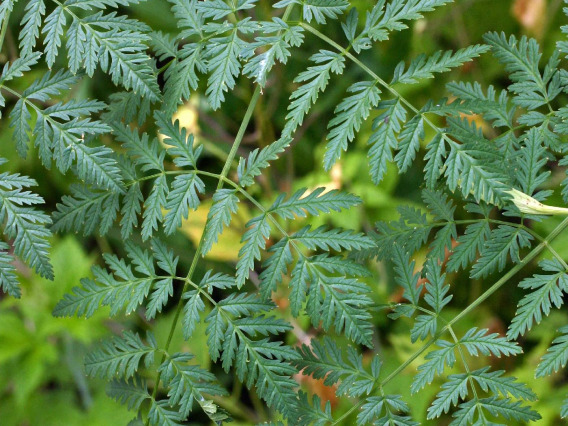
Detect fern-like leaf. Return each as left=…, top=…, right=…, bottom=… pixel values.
left=202, top=189, right=240, bottom=256
left=282, top=50, right=345, bottom=138
left=324, top=81, right=381, bottom=169
left=368, top=98, right=407, bottom=184
left=269, top=187, right=361, bottom=219
left=85, top=331, right=157, bottom=379
left=238, top=137, right=292, bottom=187
left=274, top=0, right=349, bottom=24
left=159, top=352, right=228, bottom=420
left=294, top=337, right=380, bottom=397
left=163, top=173, right=205, bottom=235
left=536, top=325, right=568, bottom=378
left=0, top=169, right=53, bottom=279
left=108, top=377, right=151, bottom=412
left=391, top=45, right=489, bottom=85
left=508, top=259, right=568, bottom=339
left=471, top=225, right=533, bottom=279
left=236, top=214, right=270, bottom=288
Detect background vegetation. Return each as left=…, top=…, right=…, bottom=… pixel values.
left=0, top=0, right=567, bottom=424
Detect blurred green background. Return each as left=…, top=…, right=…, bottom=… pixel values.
left=0, top=0, right=567, bottom=424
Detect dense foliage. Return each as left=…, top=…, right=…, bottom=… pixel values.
left=1, top=0, right=568, bottom=424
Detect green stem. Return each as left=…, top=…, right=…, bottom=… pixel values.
left=331, top=216, right=568, bottom=425
left=146, top=86, right=262, bottom=413
left=0, top=8, right=10, bottom=54
left=145, top=4, right=298, bottom=417
left=217, top=88, right=261, bottom=190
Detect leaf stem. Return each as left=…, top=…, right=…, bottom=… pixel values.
left=0, top=8, right=10, bottom=54
left=146, top=86, right=262, bottom=416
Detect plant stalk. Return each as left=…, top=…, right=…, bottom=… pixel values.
left=146, top=85, right=262, bottom=417
left=146, top=5, right=296, bottom=422
left=0, top=9, right=10, bottom=54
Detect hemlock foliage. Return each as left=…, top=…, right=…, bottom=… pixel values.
left=2, top=0, right=568, bottom=424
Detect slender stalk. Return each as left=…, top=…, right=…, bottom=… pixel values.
left=0, top=8, right=10, bottom=54
left=146, top=86, right=262, bottom=416
left=146, top=6, right=296, bottom=421
left=331, top=216, right=568, bottom=425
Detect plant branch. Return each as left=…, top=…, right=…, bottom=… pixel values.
left=0, top=8, right=10, bottom=54
left=145, top=6, right=296, bottom=422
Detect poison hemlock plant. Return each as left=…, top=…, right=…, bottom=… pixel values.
left=1, top=0, right=568, bottom=424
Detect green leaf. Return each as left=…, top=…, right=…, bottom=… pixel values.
left=423, top=133, right=447, bottom=189
left=410, top=314, right=438, bottom=342
left=260, top=237, right=293, bottom=299
left=163, top=42, right=206, bottom=116
left=536, top=325, right=568, bottom=378
left=282, top=50, right=345, bottom=138
left=108, top=377, right=151, bottom=411
left=155, top=111, right=203, bottom=168
left=298, top=392, right=333, bottom=426
left=163, top=173, right=205, bottom=235
left=395, top=115, right=424, bottom=173
left=471, top=225, right=533, bottom=279
left=447, top=221, right=491, bottom=272
left=360, top=0, right=452, bottom=44
left=305, top=266, right=374, bottom=346
left=142, top=175, right=169, bottom=240
left=112, top=124, right=165, bottom=172
left=274, top=0, right=349, bottom=24
left=423, top=260, right=452, bottom=314
left=427, top=373, right=469, bottom=419
left=243, top=19, right=304, bottom=87
left=238, top=137, right=292, bottom=187
left=72, top=144, right=125, bottom=193
left=159, top=352, right=227, bottom=419
left=85, top=331, right=157, bottom=379
left=291, top=225, right=377, bottom=251
left=269, top=187, right=361, bottom=219
left=0, top=53, right=42, bottom=85
left=182, top=290, right=205, bottom=340
left=205, top=28, right=245, bottom=110
left=146, top=278, right=173, bottom=320
left=484, top=32, right=550, bottom=109
left=459, top=327, right=522, bottom=357
left=0, top=243, right=19, bottom=298
left=289, top=256, right=310, bottom=316
left=367, top=98, right=407, bottom=184
left=324, top=81, right=381, bottom=169
left=515, top=127, right=550, bottom=195
left=18, top=0, right=46, bottom=57
left=508, top=261, right=568, bottom=339
left=470, top=367, right=537, bottom=401
left=392, top=45, right=490, bottom=85
left=236, top=214, right=270, bottom=288
left=121, top=183, right=143, bottom=240
left=411, top=342, right=456, bottom=394
left=294, top=337, right=379, bottom=397
left=374, top=206, right=432, bottom=259
left=205, top=302, right=300, bottom=419
left=392, top=244, right=422, bottom=306
left=477, top=396, right=541, bottom=422
left=201, top=189, right=240, bottom=256
left=358, top=395, right=411, bottom=425
left=148, top=399, right=184, bottom=426
left=53, top=243, right=173, bottom=318
left=444, top=138, right=510, bottom=206
left=53, top=184, right=120, bottom=236
left=0, top=166, right=53, bottom=281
